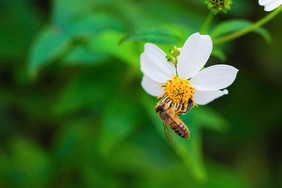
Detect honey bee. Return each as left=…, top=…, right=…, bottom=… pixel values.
left=155, top=99, right=192, bottom=143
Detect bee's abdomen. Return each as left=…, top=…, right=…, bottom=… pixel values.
left=170, top=121, right=190, bottom=139
left=159, top=110, right=190, bottom=139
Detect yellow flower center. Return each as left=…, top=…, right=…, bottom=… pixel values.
left=157, top=75, right=195, bottom=114
left=163, top=75, right=195, bottom=104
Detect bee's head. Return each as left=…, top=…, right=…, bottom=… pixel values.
left=155, top=102, right=171, bottom=112
left=155, top=103, right=165, bottom=113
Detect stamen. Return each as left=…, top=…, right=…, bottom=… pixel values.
left=156, top=75, right=197, bottom=115
left=160, top=75, right=195, bottom=109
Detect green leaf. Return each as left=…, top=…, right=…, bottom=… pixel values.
left=141, top=94, right=229, bottom=182
left=89, top=31, right=140, bottom=68
left=212, top=47, right=227, bottom=62
left=210, top=19, right=272, bottom=44
left=173, top=123, right=207, bottom=182
left=0, top=0, right=43, bottom=59
left=141, top=94, right=207, bottom=182
left=98, top=96, right=141, bottom=155
left=28, top=26, right=72, bottom=78
left=159, top=24, right=196, bottom=44
left=0, top=137, right=52, bottom=188
left=52, top=0, right=96, bottom=27
left=53, top=67, right=118, bottom=116
left=29, top=14, right=125, bottom=77
left=53, top=120, right=93, bottom=166
left=63, top=46, right=109, bottom=65
left=182, top=107, right=229, bottom=133
left=200, top=160, right=250, bottom=188
left=66, top=13, right=125, bottom=37
left=120, top=29, right=180, bottom=45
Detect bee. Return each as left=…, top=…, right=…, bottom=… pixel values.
left=155, top=98, right=193, bottom=143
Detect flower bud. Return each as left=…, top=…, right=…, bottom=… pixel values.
left=166, top=46, right=181, bottom=65
left=205, top=0, right=232, bottom=15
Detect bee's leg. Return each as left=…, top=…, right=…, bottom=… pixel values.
left=155, top=95, right=169, bottom=112
left=160, top=95, right=168, bottom=103
left=185, top=99, right=193, bottom=113
left=177, top=99, right=193, bottom=115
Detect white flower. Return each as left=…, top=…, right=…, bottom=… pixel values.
left=140, top=32, right=238, bottom=110
left=259, top=0, right=282, bottom=12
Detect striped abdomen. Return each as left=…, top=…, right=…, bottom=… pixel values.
left=159, top=110, right=190, bottom=139
left=169, top=118, right=190, bottom=139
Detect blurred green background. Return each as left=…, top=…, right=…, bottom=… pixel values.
left=0, top=0, right=281, bottom=187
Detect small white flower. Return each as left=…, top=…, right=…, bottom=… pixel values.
left=259, top=0, right=282, bottom=12
left=140, top=32, right=238, bottom=112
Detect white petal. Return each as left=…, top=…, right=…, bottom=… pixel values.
left=190, top=64, right=238, bottom=91
left=141, top=75, right=164, bottom=97
left=140, top=43, right=176, bottom=83
left=258, top=0, right=264, bottom=5
left=177, top=33, right=212, bottom=80
left=259, top=0, right=273, bottom=5
left=193, top=89, right=228, bottom=105
left=264, top=0, right=282, bottom=11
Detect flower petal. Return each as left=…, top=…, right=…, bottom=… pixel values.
left=259, top=0, right=278, bottom=5
left=259, top=0, right=274, bottom=5
left=189, top=64, right=238, bottom=91
left=258, top=0, right=282, bottom=11
left=141, top=75, right=164, bottom=97
left=177, top=33, right=213, bottom=80
left=141, top=43, right=176, bottom=83
left=193, top=89, right=228, bottom=105
left=264, top=0, right=282, bottom=11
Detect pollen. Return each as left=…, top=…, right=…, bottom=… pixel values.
left=159, top=75, right=195, bottom=107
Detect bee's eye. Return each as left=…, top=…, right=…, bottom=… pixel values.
left=188, top=98, right=193, bottom=104
left=159, top=104, right=165, bottom=111
left=155, top=104, right=165, bottom=112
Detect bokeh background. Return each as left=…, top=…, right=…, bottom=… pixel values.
left=0, top=0, right=281, bottom=187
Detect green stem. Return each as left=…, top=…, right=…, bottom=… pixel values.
left=214, top=6, right=282, bottom=45
left=200, top=12, right=214, bottom=35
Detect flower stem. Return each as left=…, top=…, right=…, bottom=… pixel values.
left=200, top=12, right=213, bottom=35
left=213, top=6, right=282, bottom=45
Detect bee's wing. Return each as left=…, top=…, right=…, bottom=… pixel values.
left=163, top=123, right=174, bottom=144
